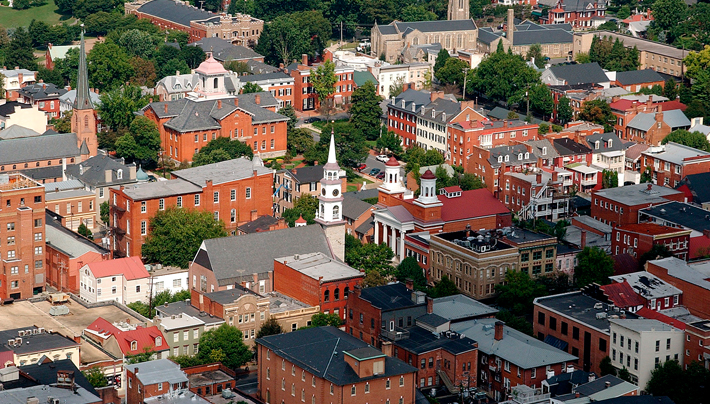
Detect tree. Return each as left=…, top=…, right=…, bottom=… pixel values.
left=435, top=58, right=469, bottom=87
left=344, top=234, right=394, bottom=275
left=228, top=0, right=255, bottom=14
left=98, top=86, right=151, bottom=131
left=599, top=356, right=617, bottom=376
left=495, top=271, right=547, bottom=316
left=394, top=257, right=427, bottom=291
left=142, top=207, right=228, bottom=268
left=389, top=77, right=406, bottom=98
left=557, top=96, right=574, bottom=125
left=597, top=21, right=619, bottom=31
left=311, top=60, right=337, bottom=113
left=115, top=116, right=162, bottom=163
left=349, top=81, right=382, bottom=141
left=304, top=121, right=368, bottom=168
left=6, top=28, right=37, bottom=70
left=645, top=360, right=685, bottom=402
left=77, top=223, right=93, bottom=239
left=433, top=49, right=450, bottom=74
left=287, top=128, right=315, bottom=156
left=225, top=61, right=252, bottom=76
left=191, top=137, right=254, bottom=167
left=256, top=318, right=283, bottom=338
left=638, top=244, right=673, bottom=270
left=684, top=45, right=710, bottom=81
left=362, top=269, right=387, bottom=287
left=578, top=99, right=615, bottom=132
left=400, top=4, right=437, bottom=21
left=129, top=57, right=157, bottom=87
left=310, top=312, right=343, bottom=327
left=662, top=129, right=710, bottom=152
left=663, top=78, right=678, bottom=100
left=281, top=194, right=318, bottom=226
left=496, top=309, right=533, bottom=335
left=100, top=201, right=110, bottom=223
left=640, top=166, right=653, bottom=183
left=459, top=172, right=484, bottom=190
left=427, top=275, right=458, bottom=298
left=82, top=367, right=107, bottom=388
left=602, top=169, right=619, bottom=189
left=618, top=367, right=631, bottom=382
left=126, top=347, right=156, bottom=364
left=377, top=131, right=403, bottom=156
left=254, top=14, right=310, bottom=66
left=196, top=324, right=252, bottom=370
left=88, top=41, right=134, bottom=92
left=651, top=0, right=686, bottom=32
left=526, top=44, right=545, bottom=68
left=241, top=82, right=264, bottom=94
left=574, top=246, right=615, bottom=287
left=118, top=29, right=155, bottom=59
left=280, top=104, right=298, bottom=134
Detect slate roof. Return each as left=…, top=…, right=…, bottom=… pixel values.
left=553, top=138, right=592, bottom=156
left=357, top=282, right=421, bottom=311
left=0, top=101, right=33, bottom=117
left=585, top=132, right=626, bottom=153
left=527, top=139, right=560, bottom=159
left=46, top=212, right=109, bottom=258
left=514, top=28, right=573, bottom=46
left=395, top=326, right=477, bottom=355
left=487, top=144, right=536, bottom=167
left=214, top=45, right=264, bottom=62
left=193, top=224, right=333, bottom=286
left=0, top=125, right=42, bottom=140
left=64, top=154, right=136, bottom=187
left=172, top=157, right=272, bottom=186
left=342, top=193, right=373, bottom=220
left=417, top=97, right=461, bottom=124
left=59, top=89, right=101, bottom=108
left=627, top=110, right=691, bottom=131
left=679, top=172, right=710, bottom=204
left=355, top=219, right=374, bottom=235
left=390, top=19, right=477, bottom=34
left=477, top=27, right=502, bottom=45
left=452, top=318, right=577, bottom=369
left=246, top=60, right=279, bottom=74
left=17, top=359, right=99, bottom=397
left=615, top=69, right=664, bottom=85
left=137, top=0, right=214, bottom=27
left=280, top=165, right=325, bottom=184
left=625, top=142, right=649, bottom=161
left=432, top=294, right=498, bottom=321
left=388, top=88, right=431, bottom=112
left=155, top=74, right=199, bottom=94
left=237, top=215, right=281, bottom=234
left=548, top=63, right=609, bottom=86
left=0, top=132, right=80, bottom=165
left=256, top=326, right=417, bottom=385
left=17, top=82, right=67, bottom=101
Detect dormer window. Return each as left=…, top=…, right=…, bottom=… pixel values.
left=131, top=340, right=137, bottom=351
left=155, top=337, right=162, bottom=346
left=608, top=139, right=613, bottom=148
left=595, top=141, right=600, bottom=150
left=504, top=155, right=509, bottom=162
left=117, top=169, right=123, bottom=180
left=518, top=153, right=523, bottom=160
left=542, top=147, right=547, bottom=155
left=525, top=152, right=529, bottom=159
left=431, top=110, right=435, bottom=118
left=498, top=156, right=503, bottom=163
left=79, top=165, right=84, bottom=175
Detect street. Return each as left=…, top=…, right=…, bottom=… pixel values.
left=233, top=371, right=258, bottom=395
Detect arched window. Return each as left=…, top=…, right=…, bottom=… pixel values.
left=344, top=286, right=349, bottom=299
left=324, top=290, right=330, bottom=302
left=413, top=37, right=419, bottom=45
left=84, top=115, right=89, bottom=129
left=333, top=205, right=339, bottom=220
left=213, top=78, right=218, bottom=89
left=334, top=288, right=340, bottom=300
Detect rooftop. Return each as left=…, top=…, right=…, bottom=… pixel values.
left=432, top=294, right=498, bottom=321
left=125, top=358, right=189, bottom=386
left=592, top=183, right=682, bottom=206
left=266, top=291, right=312, bottom=314
left=534, top=291, right=639, bottom=334
left=627, top=110, right=691, bottom=131
left=0, top=327, right=78, bottom=355
left=358, top=282, right=422, bottom=312
left=646, top=257, right=710, bottom=292
left=86, top=256, right=149, bottom=280
left=614, top=69, right=665, bottom=86
left=203, top=285, right=257, bottom=305
left=433, top=229, right=516, bottom=254
left=45, top=213, right=109, bottom=258
left=609, top=318, right=681, bottom=333
left=121, top=178, right=202, bottom=201
left=610, top=271, right=681, bottom=301
left=237, top=215, right=282, bottom=234
left=0, top=385, right=100, bottom=404
left=641, top=142, right=710, bottom=165
left=275, top=252, right=363, bottom=282
left=599, top=280, right=645, bottom=308
left=395, top=326, right=478, bottom=355
left=172, top=157, right=272, bottom=186
left=155, top=301, right=225, bottom=326
left=591, top=31, right=687, bottom=59
left=157, top=313, right=205, bottom=330
left=547, top=63, right=609, bottom=86
left=640, top=201, right=710, bottom=233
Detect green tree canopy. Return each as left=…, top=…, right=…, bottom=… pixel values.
left=433, top=48, right=450, bottom=73
left=256, top=317, right=284, bottom=338
left=115, top=116, right=162, bottom=163
left=638, top=244, right=673, bottom=271
left=349, top=81, right=383, bottom=141
left=362, top=269, right=387, bottom=287
left=574, top=246, right=615, bottom=287
left=118, top=29, right=155, bottom=59
left=309, top=312, right=343, bottom=327
left=304, top=121, right=368, bottom=168
left=196, top=324, right=252, bottom=370
left=98, top=86, right=152, bottom=131
left=495, top=271, right=547, bottom=316
left=651, top=0, right=686, bottom=32
left=311, top=60, right=337, bottom=110
left=376, top=131, right=403, bottom=156
left=345, top=234, right=394, bottom=276
left=435, top=57, right=470, bottom=86
left=400, top=4, right=437, bottom=21
left=557, top=96, right=574, bottom=125
left=254, top=14, right=310, bottom=66
left=600, top=356, right=617, bottom=376
left=82, top=367, right=107, bottom=388
left=192, top=137, right=254, bottom=167
left=282, top=194, right=318, bottom=226
left=427, top=275, right=458, bottom=298
left=6, top=28, right=37, bottom=70
left=661, top=129, right=710, bottom=152
left=142, top=207, right=228, bottom=268
left=526, top=44, right=545, bottom=68
left=578, top=99, right=615, bottom=132
left=287, top=128, right=315, bottom=156
left=241, top=82, right=264, bottom=94
left=602, top=169, right=619, bottom=189
left=394, top=257, right=427, bottom=291
left=88, top=41, right=134, bottom=92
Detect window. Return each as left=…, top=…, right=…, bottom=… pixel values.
left=351, top=386, right=356, bottom=396
left=656, top=340, right=660, bottom=352
left=141, top=201, right=146, bottom=213
left=141, top=221, right=147, bottom=235
left=159, top=199, right=165, bottom=210
left=34, top=246, right=42, bottom=255
left=177, top=196, right=182, bottom=208
left=231, top=189, right=236, bottom=201
left=573, top=326, right=580, bottom=340
left=246, top=188, right=251, bottom=199
left=34, top=232, right=42, bottom=241
left=399, top=376, right=404, bottom=386
left=214, top=192, right=219, bottom=203
left=194, top=194, right=200, bottom=206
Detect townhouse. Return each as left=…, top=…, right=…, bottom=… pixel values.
left=539, top=0, right=607, bottom=29
left=611, top=69, right=665, bottom=93
left=640, top=142, right=710, bottom=188
left=451, top=119, right=538, bottom=167
left=639, top=201, right=710, bottom=259
left=625, top=109, right=690, bottom=146
left=288, top=55, right=355, bottom=112
left=125, top=359, right=208, bottom=404
left=609, top=272, right=683, bottom=312
left=590, top=183, right=685, bottom=226
left=17, top=82, right=67, bottom=119
left=584, top=132, right=627, bottom=182
left=239, top=72, right=295, bottom=109
left=79, top=256, right=150, bottom=305
left=611, top=222, right=691, bottom=260
left=387, top=89, right=440, bottom=149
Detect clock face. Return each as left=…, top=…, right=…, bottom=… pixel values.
left=332, top=189, right=339, bottom=197
left=322, top=188, right=326, bottom=196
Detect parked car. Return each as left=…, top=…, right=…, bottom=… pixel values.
left=356, top=163, right=367, bottom=172
left=369, top=168, right=381, bottom=176
left=376, top=171, right=385, bottom=180
left=376, top=154, right=389, bottom=162
left=305, top=117, right=321, bottom=123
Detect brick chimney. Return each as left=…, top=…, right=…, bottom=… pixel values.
left=507, top=8, right=515, bottom=44
left=494, top=321, right=504, bottom=341
left=405, top=279, right=413, bottom=290
left=655, top=111, right=664, bottom=125
left=164, top=103, right=168, bottom=114
left=255, top=94, right=260, bottom=105
left=581, top=230, right=587, bottom=248
left=251, top=209, right=258, bottom=221
left=235, top=98, right=239, bottom=107
left=217, top=99, right=222, bottom=109
left=381, top=341, right=394, bottom=357
left=430, top=91, right=444, bottom=102
left=536, top=172, right=542, bottom=184
left=646, top=94, right=653, bottom=109
left=426, top=297, right=433, bottom=314
left=302, top=54, right=309, bottom=66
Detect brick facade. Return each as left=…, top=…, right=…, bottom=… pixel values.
left=611, top=223, right=691, bottom=261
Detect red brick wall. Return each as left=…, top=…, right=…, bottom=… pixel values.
left=685, top=324, right=710, bottom=368
left=387, top=107, right=418, bottom=148
left=611, top=227, right=689, bottom=261
left=46, top=246, right=109, bottom=294
left=647, top=261, right=710, bottom=319
left=346, top=287, right=384, bottom=347
left=590, top=191, right=685, bottom=227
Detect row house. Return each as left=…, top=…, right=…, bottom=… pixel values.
left=539, top=0, right=607, bottom=29
left=110, top=157, right=273, bottom=258
left=239, top=72, right=295, bottom=109
left=610, top=95, right=667, bottom=139
left=590, top=183, right=685, bottom=226
left=416, top=97, right=474, bottom=156
left=647, top=257, right=710, bottom=320
left=549, top=84, right=600, bottom=121
left=639, top=201, right=710, bottom=260
left=609, top=272, right=683, bottom=312
left=611, top=223, right=691, bottom=260
left=288, top=54, right=355, bottom=112
left=79, top=256, right=150, bottom=305
left=625, top=109, right=691, bottom=146
left=17, top=82, right=67, bottom=119
left=684, top=319, right=710, bottom=370
left=543, top=121, right=604, bottom=142
left=372, top=63, right=431, bottom=99
left=387, top=89, right=442, bottom=149
left=449, top=119, right=539, bottom=167
left=640, top=142, right=710, bottom=189
left=506, top=170, right=571, bottom=221
left=624, top=143, right=650, bottom=184
left=584, top=132, right=627, bottom=182
left=0, top=67, right=36, bottom=101
left=611, top=69, right=665, bottom=93
left=125, top=359, right=207, bottom=404
left=467, top=143, right=537, bottom=199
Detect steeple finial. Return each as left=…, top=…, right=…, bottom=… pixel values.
left=74, top=25, right=93, bottom=110
left=327, top=125, right=337, bottom=165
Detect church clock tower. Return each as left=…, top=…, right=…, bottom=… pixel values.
left=315, top=131, right=346, bottom=261
left=448, top=0, right=470, bottom=20
left=71, top=27, right=98, bottom=160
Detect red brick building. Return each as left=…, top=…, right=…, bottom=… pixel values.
left=109, top=157, right=273, bottom=258
left=539, top=0, right=607, bottom=29
left=125, top=358, right=202, bottom=404
left=17, top=82, right=67, bottom=119
left=256, top=326, right=418, bottom=404
left=647, top=257, right=710, bottom=320
left=640, top=142, right=710, bottom=189
left=449, top=120, right=539, bottom=167
left=0, top=174, right=46, bottom=300
left=611, top=222, right=691, bottom=260
left=183, top=363, right=236, bottom=397
left=590, top=183, right=685, bottom=227
left=274, top=252, right=363, bottom=320
left=386, top=88, right=432, bottom=149
left=466, top=143, right=537, bottom=197
left=288, top=55, right=355, bottom=112
left=684, top=320, right=710, bottom=369
left=608, top=271, right=683, bottom=312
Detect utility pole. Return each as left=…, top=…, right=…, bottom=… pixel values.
left=462, top=67, right=470, bottom=101
left=526, top=89, right=530, bottom=117
left=340, top=21, right=343, bottom=50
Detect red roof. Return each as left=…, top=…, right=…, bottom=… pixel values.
left=636, top=307, right=686, bottom=330
left=421, top=169, right=436, bottom=180
left=609, top=99, right=637, bottom=111
left=87, top=256, right=149, bottom=280
left=658, top=100, right=686, bottom=112
left=437, top=189, right=509, bottom=222
left=601, top=280, right=645, bottom=309
left=441, top=186, right=463, bottom=193
left=295, top=215, right=307, bottom=224
left=616, top=222, right=690, bottom=236
left=386, top=156, right=399, bottom=167
left=86, top=317, right=168, bottom=356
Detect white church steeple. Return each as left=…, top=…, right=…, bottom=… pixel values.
left=315, top=130, right=346, bottom=261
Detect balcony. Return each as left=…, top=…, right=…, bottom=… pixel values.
left=580, top=178, right=597, bottom=186
left=111, top=226, right=126, bottom=236
left=111, top=203, right=126, bottom=213
left=381, top=327, right=410, bottom=341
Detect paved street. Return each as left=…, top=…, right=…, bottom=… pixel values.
left=234, top=371, right=258, bottom=395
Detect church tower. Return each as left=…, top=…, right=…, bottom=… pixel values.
left=71, top=27, right=98, bottom=159
left=448, top=0, right=470, bottom=20
left=315, top=131, right=346, bottom=261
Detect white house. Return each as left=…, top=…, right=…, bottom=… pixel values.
left=148, top=265, right=189, bottom=297
left=79, top=256, right=150, bottom=304
left=374, top=63, right=431, bottom=99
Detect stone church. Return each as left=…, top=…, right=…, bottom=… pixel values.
left=371, top=0, right=477, bottom=63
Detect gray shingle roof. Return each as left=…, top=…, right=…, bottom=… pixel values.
left=137, top=0, right=214, bottom=27
left=0, top=101, right=33, bottom=117
left=121, top=178, right=202, bottom=201
left=614, top=69, right=664, bottom=85
left=553, top=138, right=592, bottom=156
left=237, top=215, right=280, bottom=234
left=64, top=154, right=136, bottom=187
left=46, top=213, right=109, bottom=258
left=256, top=326, right=417, bottom=386
left=239, top=72, right=292, bottom=83
left=0, top=125, right=42, bottom=140
left=17, top=83, right=67, bottom=101
left=585, top=132, right=626, bottom=153
left=433, top=294, right=498, bottom=321
left=527, top=139, right=560, bottom=159
left=279, top=165, right=324, bottom=184
left=358, top=282, right=422, bottom=311
left=393, top=19, right=477, bottom=33
left=342, top=194, right=373, bottom=221
left=125, top=358, right=188, bottom=386
left=0, top=132, right=80, bottom=165
left=488, top=144, right=536, bottom=167
left=193, top=224, right=333, bottom=286
left=548, top=63, right=609, bottom=86
left=172, top=157, right=272, bottom=186
left=514, top=28, right=573, bottom=46
left=477, top=27, right=501, bottom=44
left=417, top=98, right=462, bottom=124
left=627, top=110, right=691, bottom=131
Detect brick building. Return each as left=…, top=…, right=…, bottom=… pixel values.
left=239, top=72, right=295, bottom=109
left=45, top=211, right=110, bottom=294
left=646, top=257, right=710, bottom=319
left=590, top=183, right=685, bottom=227
left=84, top=317, right=170, bottom=364
left=109, top=157, right=273, bottom=257
left=287, top=55, right=355, bottom=112
left=274, top=252, right=363, bottom=320
left=611, top=69, right=665, bottom=93
left=539, top=0, right=607, bottom=29
left=0, top=174, right=47, bottom=300
left=125, top=0, right=263, bottom=45
left=0, top=68, right=36, bottom=101
left=609, top=272, right=683, bottom=313
left=534, top=291, right=639, bottom=374
left=45, top=180, right=97, bottom=231
left=346, top=282, right=428, bottom=348
left=386, top=89, right=432, bottom=149
left=256, top=326, right=418, bottom=404
left=342, top=192, right=376, bottom=241
left=183, top=363, right=237, bottom=397
left=274, top=165, right=346, bottom=216
left=640, top=142, right=710, bottom=189
left=466, top=144, right=537, bottom=198
left=638, top=201, right=710, bottom=259
left=611, top=222, right=691, bottom=260
left=125, top=359, right=207, bottom=404
left=451, top=119, right=539, bottom=167
left=143, top=89, right=288, bottom=163
left=625, top=109, right=690, bottom=146
left=190, top=287, right=269, bottom=345
left=684, top=320, right=710, bottom=370
left=17, top=82, right=67, bottom=119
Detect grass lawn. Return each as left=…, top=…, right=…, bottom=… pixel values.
left=312, top=119, right=349, bottom=131
left=346, top=185, right=358, bottom=192
left=0, top=0, right=73, bottom=28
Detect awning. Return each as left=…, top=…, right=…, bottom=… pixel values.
left=544, top=334, right=569, bottom=351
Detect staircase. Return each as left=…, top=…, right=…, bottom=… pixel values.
left=437, top=370, right=459, bottom=394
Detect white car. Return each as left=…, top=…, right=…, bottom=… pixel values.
left=376, top=155, right=389, bottom=163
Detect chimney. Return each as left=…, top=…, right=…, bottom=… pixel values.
left=575, top=392, right=580, bottom=398
left=655, top=111, right=663, bottom=124
left=647, top=94, right=653, bottom=109
left=460, top=100, right=475, bottom=111
left=234, top=98, right=239, bottom=107
left=251, top=209, right=258, bottom=221
left=405, top=279, right=413, bottom=291
left=575, top=129, right=581, bottom=143
left=507, top=8, right=515, bottom=44
left=426, top=297, right=433, bottom=314
left=255, top=94, right=260, bottom=105
left=218, top=99, right=222, bottom=109
left=279, top=63, right=284, bottom=69
left=430, top=91, right=444, bottom=102
left=494, top=321, right=504, bottom=341
left=536, top=173, right=542, bottom=184
left=605, top=381, right=611, bottom=389
left=302, top=54, right=309, bottom=66
left=466, top=224, right=471, bottom=238
left=381, top=341, right=394, bottom=357
left=581, top=230, right=587, bottom=248
left=647, top=183, right=653, bottom=191
left=164, top=103, right=168, bottom=114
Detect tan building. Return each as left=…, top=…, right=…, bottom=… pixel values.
left=502, top=228, right=558, bottom=277
left=573, top=31, right=687, bottom=77
left=429, top=227, right=520, bottom=300
left=44, top=180, right=97, bottom=231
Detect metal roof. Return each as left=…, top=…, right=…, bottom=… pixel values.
left=125, top=358, right=189, bottom=386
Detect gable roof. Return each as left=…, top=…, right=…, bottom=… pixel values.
left=85, top=318, right=168, bottom=356
left=46, top=213, right=109, bottom=258
left=585, top=132, right=626, bottom=153
left=64, top=154, right=136, bottom=187
left=553, top=138, right=592, bottom=156
left=627, top=110, right=691, bottom=131
left=342, top=193, right=373, bottom=220
left=599, top=280, right=645, bottom=308
left=358, top=282, right=422, bottom=311
left=18, top=359, right=99, bottom=397
left=0, top=125, right=42, bottom=140
left=171, top=157, right=272, bottom=186
left=237, top=215, right=281, bottom=234
left=279, top=165, right=324, bottom=184
left=0, top=132, right=80, bottom=165
left=353, top=71, right=378, bottom=87
left=392, top=19, right=477, bottom=34
left=614, top=69, right=664, bottom=85
left=17, top=82, right=67, bottom=101
left=438, top=189, right=510, bottom=222
left=86, top=256, right=148, bottom=280
left=136, top=0, right=214, bottom=27
left=548, top=63, right=609, bottom=86
left=125, top=358, right=189, bottom=386
left=193, top=225, right=333, bottom=286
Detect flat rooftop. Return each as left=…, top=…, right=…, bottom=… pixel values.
left=640, top=201, right=710, bottom=233
left=592, top=183, right=682, bottom=206
left=0, top=173, right=42, bottom=192
left=266, top=291, right=312, bottom=314
left=433, top=294, right=498, bottom=321
left=434, top=230, right=516, bottom=253
left=535, top=291, right=638, bottom=333
left=275, top=252, right=363, bottom=282
left=155, top=301, right=225, bottom=326
left=157, top=313, right=204, bottom=330
left=609, top=271, right=681, bottom=300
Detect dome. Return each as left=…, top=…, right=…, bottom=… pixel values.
left=385, top=156, right=399, bottom=167
left=195, top=54, right=228, bottom=76
left=420, top=169, right=436, bottom=180
left=136, top=165, right=149, bottom=181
